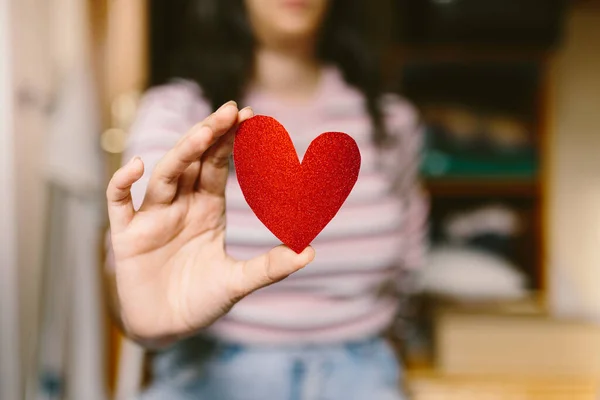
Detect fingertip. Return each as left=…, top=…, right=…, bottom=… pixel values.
left=279, top=245, right=314, bottom=269
left=217, top=100, right=239, bottom=119
left=123, top=156, right=144, bottom=180
left=238, top=106, right=254, bottom=122
left=271, top=244, right=308, bottom=261
left=131, top=155, right=144, bottom=171
left=217, top=100, right=238, bottom=111
left=300, top=246, right=315, bottom=265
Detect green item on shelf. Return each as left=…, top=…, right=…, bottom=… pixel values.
left=421, top=150, right=538, bottom=178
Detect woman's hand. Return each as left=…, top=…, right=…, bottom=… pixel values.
left=106, top=101, right=314, bottom=344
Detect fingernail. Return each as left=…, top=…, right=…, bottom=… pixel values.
left=128, top=156, right=140, bottom=165
left=218, top=100, right=237, bottom=111
left=241, top=106, right=254, bottom=117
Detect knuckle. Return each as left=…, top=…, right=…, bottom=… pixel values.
left=202, top=113, right=217, bottom=129
left=189, top=119, right=209, bottom=134
left=106, top=173, right=121, bottom=199
left=154, top=159, right=177, bottom=185
left=263, top=253, right=284, bottom=284
left=210, top=154, right=231, bottom=169
left=187, top=125, right=213, bottom=150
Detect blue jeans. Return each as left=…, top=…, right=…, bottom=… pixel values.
left=138, top=335, right=406, bottom=400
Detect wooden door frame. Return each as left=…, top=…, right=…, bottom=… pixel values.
left=89, top=0, right=149, bottom=395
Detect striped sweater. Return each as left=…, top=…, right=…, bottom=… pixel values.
left=123, top=66, right=428, bottom=345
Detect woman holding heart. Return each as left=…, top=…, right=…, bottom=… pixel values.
left=105, top=0, right=427, bottom=399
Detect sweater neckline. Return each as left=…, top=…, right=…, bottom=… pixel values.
left=243, top=65, right=343, bottom=113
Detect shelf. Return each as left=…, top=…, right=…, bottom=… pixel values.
left=386, top=44, right=552, bottom=64
left=425, top=177, right=539, bottom=198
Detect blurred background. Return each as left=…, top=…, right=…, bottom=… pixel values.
left=1, top=0, right=600, bottom=399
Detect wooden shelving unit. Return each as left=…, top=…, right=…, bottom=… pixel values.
left=386, top=21, right=568, bottom=395
left=387, top=44, right=550, bottom=291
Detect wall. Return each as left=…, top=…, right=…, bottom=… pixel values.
left=12, top=0, right=53, bottom=385
left=548, top=6, right=600, bottom=320
left=0, top=0, right=22, bottom=398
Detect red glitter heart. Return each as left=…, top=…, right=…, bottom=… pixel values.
left=233, top=115, right=361, bottom=253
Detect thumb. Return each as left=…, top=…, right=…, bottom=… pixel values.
left=231, top=245, right=315, bottom=298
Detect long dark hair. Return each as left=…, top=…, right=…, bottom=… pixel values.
left=152, top=0, right=389, bottom=144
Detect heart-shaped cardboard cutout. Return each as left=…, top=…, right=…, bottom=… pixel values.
left=233, top=115, right=361, bottom=253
